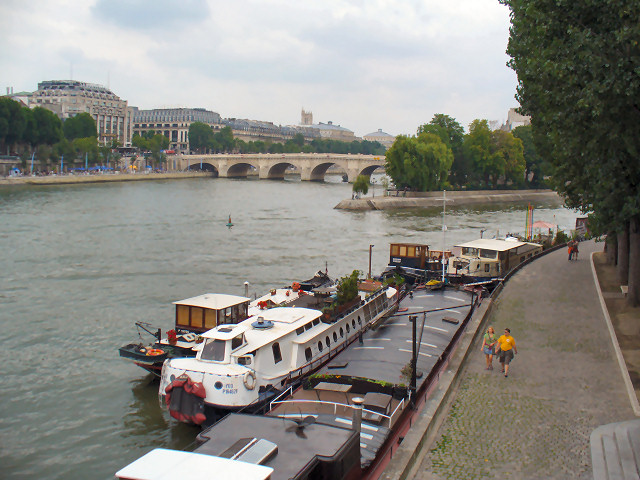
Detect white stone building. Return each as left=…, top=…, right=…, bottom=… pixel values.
left=30, top=80, right=132, bottom=146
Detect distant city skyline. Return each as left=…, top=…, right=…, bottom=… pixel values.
left=1, top=0, right=518, bottom=137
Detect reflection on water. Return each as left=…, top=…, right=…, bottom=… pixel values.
left=0, top=178, right=576, bottom=479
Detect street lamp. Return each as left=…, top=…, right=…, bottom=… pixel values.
left=368, top=244, right=374, bottom=279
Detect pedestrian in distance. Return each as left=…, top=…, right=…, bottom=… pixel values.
left=495, top=328, right=517, bottom=377
left=568, top=240, right=575, bottom=260
left=572, top=240, right=579, bottom=260
left=482, top=326, right=497, bottom=370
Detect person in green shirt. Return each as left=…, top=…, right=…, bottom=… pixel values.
left=481, top=326, right=497, bottom=370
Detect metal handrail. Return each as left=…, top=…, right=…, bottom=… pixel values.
left=270, top=398, right=400, bottom=427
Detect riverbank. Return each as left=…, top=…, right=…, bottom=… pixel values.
left=335, top=189, right=561, bottom=210
left=0, top=171, right=212, bottom=187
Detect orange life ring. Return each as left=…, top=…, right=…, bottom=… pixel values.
left=146, top=348, right=165, bottom=356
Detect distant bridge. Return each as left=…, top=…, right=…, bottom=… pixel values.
left=173, top=153, right=385, bottom=182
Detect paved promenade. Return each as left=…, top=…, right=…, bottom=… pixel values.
left=411, top=240, right=636, bottom=480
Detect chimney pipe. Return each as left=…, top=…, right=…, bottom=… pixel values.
left=352, top=396, right=364, bottom=434
left=244, top=281, right=249, bottom=298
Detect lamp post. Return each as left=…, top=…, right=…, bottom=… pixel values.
left=368, top=244, right=374, bottom=279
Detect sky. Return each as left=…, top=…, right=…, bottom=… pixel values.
left=0, top=0, right=518, bottom=138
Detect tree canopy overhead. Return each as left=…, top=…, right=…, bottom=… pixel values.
left=500, top=0, right=640, bottom=304
left=63, top=112, right=97, bottom=141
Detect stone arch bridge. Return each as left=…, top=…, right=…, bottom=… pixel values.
left=174, top=153, right=385, bottom=182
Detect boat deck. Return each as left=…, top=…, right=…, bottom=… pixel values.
left=316, top=287, right=474, bottom=388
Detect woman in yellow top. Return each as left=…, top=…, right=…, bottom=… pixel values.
left=495, top=328, right=517, bottom=377
left=481, top=326, right=497, bottom=370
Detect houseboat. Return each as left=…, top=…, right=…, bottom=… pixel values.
left=447, top=238, right=542, bottom=283
left=384, top=242, right=452, bottom=284
left=159, top=280, right=399, bottom=425
left=118, top=293, right=253, bottom=375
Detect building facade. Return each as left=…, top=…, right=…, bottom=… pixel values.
left=363, top=129, right=396, bottom=149
left=30, top=80, right=132, bottom=146
left=505, top=108, right=531, bottom=131
left=132, top=107, right=222, bottom=153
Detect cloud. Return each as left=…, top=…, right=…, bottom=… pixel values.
left=91, top=0, right=210, bottom=30
left=1, top=0, right=518, bottom=136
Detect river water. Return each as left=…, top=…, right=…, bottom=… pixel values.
left=0, top=176, right=577, bottom=479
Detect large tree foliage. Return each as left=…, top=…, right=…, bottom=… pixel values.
left=419, top=114, right=467, bottom=184
left=0, top=97, right=26, bottom=152
left=385, top=133, right=453, bottom=191
left=512, top=124, right=549, bottom=187
left=188, top=122, right=214, bottom=153
left=500, top=0, right=640, bottom=305
left=63, top=112, right=97, bottom=141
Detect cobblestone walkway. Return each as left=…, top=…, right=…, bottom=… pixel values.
left=413, top=240, right=635, bottom=480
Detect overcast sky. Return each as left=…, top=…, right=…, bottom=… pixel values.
left=1, top=0, right=518, bottom=137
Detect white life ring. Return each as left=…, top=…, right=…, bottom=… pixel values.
left=243, top=371, right=256, bottom=390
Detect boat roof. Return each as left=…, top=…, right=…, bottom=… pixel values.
left=195, top=414, right=357, bottom=480
left=454, top=238, right=537, bottom=252
left=201, top=307, right=323, bottom=349
left=115, top=448, right=273, bottom=480
left=173, top=293, right=250, bottom=310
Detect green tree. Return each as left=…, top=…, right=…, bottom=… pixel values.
left=491, top=129, right=526, bottom=187
left=419, top=114, right=466, bottom=184
left=31, top=107, right=63, bottom=146
left=63, top=113, right=97, bottom=141
left=385, top=133, right=453, bottom=191
left=512, top=124, right=549, bottom=186
left=73, top=137, right=99, bottom=165
left=0, top=97, right=27, bottom=153
left=500, top=0, right=640, bottom=305
left=188, top=122, right=214, bottom=153
left=214, top=126, right=235, bottom=153
left=336, top=270, right=360, bottom=306
left=463, top=120, right=503, bottom=187
left=352, top=175, right=369, bottom=197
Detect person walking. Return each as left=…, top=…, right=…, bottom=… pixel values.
left=495, top=328, right=517, bottom=377
left=482, top=326, right=497, bottom=370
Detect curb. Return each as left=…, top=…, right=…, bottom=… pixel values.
left=590, top=251, right=640, bottom=416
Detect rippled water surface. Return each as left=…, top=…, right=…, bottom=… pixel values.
left=0, top=177, right=577, bottom=479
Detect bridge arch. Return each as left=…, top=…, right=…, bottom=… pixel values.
left=261, top=161, right=296, bottom=180
left=187, top=162, right=219, bottom=176
left=357, top=164, right=385, bottom=178
left=306, top=162, right=340, bottom=182
left=226, top=162, right=258, bottom=178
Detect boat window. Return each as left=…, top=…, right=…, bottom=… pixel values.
left=201, top=339, right=226, bottom=362
left=305, top=347, right=312, bottom=361
left=318, top=341, right=323, bottom=352
left=339, top=327, right=344, bottom=338
left=296, top=327, right=305, bottom=335
left=272, top=343, right=282, bottom=364
left=391, top=245, right=399, bottom=256
left=333, top=332, right=338, bottom=342
left=408, top=246, right=416, bottom=257
left=190, top=307, right=204, bottom=328
left=346, top=324, right=350, bottom=333
left=204, top=309, right=216, bottom=329
left=357, top=316, right=361, bottom=325
left=237, top=356, right=252, bottom=366
left=176, top=305, right=190, bottom=327
left=312, top=319, right=320, bottom=326
left=462, top=247, right=479, bottom=256
left=399, top=246, right=407, bottom=256
left=415, top=246, right=422, bottom=256
left=485, top=264, right=490, bottom=272
left=480, top=249, right=497, bottom=259
left=304, top=322, right=313, bottom=331
left=231, top=334, right=245, bottom=350
left=352, top=320, right=356, bottom=329
left=326, top=336, right=330, bottom=347
left=520, top=256, right=525, bottom=263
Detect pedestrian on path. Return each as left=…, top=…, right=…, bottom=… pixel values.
left=495, top=328, right=517, bottom=377
left=481, top=326, right=497, bottom=370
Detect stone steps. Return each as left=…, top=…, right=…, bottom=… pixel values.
left=591, top=419, right=640, bottom=480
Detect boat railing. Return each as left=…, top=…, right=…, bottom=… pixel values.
left=270, top=397, right=405, bottom=428
left=269, top=386, right=294, bottom=410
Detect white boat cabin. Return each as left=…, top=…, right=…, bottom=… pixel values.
left=173, top=293, right=250, bottom=333
left=448, top=238, right=542, bottom=278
